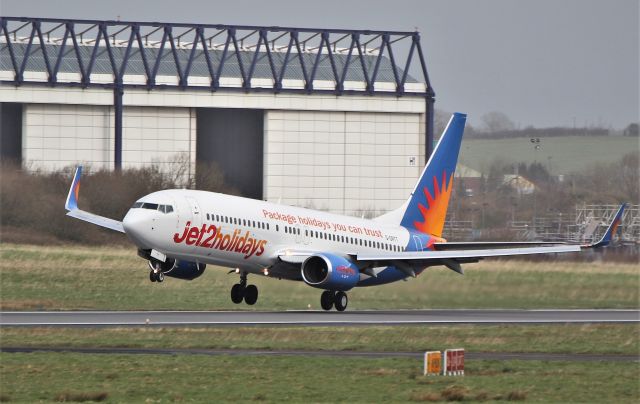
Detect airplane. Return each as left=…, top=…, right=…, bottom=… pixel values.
left=64, top=112, right=626, bottom=311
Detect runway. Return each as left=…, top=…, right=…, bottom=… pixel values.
left=1, top=309, right=638, bottom=327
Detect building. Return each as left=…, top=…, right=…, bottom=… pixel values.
left=0, top=17, right=435, bottom=215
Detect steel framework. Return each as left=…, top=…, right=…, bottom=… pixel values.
left=0, top=17, right=436, bottom=169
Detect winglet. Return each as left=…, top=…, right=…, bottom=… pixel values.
left=586, top=203, right=626, bottom=248
left=65, top=166, right=82, bottom=211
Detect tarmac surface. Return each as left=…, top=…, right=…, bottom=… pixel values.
left=1, top=309, right=638, bottom=327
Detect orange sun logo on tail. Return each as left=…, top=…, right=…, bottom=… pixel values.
left=413, top=170, right=454, bottom=237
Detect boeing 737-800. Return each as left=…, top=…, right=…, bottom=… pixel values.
left=64, top=113, right=625, bottom=311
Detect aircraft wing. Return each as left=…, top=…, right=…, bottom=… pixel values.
left=431, top=241, right=568, bottom=250
left=356, top=203, right=625, bottom=275
left=65, top=166, right=125, bottom=233
left=66, top=209, right=125, bottom=233
left=357, top=244, right=580, bottom=264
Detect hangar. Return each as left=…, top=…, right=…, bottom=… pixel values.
left=0, top=17, right=435, bottom=216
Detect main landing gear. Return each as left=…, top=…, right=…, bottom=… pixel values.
left=320, top=290, right=348, bottom=312
left=230, top=272, right=259, bottom=305
left=148, top=261, right=165, bottom=283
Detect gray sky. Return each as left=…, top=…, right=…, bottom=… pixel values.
left=1, top=0, right=638, bottom=129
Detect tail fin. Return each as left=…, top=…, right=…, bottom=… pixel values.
left=586, top=203, right=626, bottom=248
left=65, top=165, right=82, bottom=211
left=399, top=113, right=467, bottom=236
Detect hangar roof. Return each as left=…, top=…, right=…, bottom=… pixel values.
left=0, top=17, right=432, bottom=96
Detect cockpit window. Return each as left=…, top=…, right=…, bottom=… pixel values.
left=131, top=202, right=173, bottom=213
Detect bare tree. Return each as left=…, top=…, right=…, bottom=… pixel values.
left=481, top=111, right=516, bottom=133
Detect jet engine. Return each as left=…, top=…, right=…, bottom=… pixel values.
left=150, top=258, right=206, bottom=280
left=301, top=253, right=360, bottom=291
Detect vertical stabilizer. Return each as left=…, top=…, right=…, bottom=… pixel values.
left=399, top=113, right=467, bottom=236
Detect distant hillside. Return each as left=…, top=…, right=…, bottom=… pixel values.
left=458, top=135, right=638, bottom=175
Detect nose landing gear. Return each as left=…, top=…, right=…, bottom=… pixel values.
left=148, top=261, right=165, bottom=283
left=320, top=290, right=348, bottom=311
left=230, top=272, right=259, bottom=305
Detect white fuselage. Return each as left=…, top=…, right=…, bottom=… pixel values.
left=122, top=189, right=413, bottom=278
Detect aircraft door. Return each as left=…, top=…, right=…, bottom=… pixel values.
left=302, top=226, right=310, bottom=245
left=185, top=196, right=202, bottom=227
left=295, top=224, right=302, bottom=244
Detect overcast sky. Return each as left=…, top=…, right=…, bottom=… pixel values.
left=2, top=0, right=638, bottom=129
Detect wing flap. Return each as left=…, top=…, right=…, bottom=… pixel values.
left=432, top=241, right=567, bottom=250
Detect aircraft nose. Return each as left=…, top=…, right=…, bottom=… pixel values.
left=122, top=209, right=151, bottom=248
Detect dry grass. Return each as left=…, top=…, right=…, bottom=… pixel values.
left=410, top=392, right=442, bottom=402
left=54, top=391, right=109, bottom=402
left=506, top=390, right=529, bottom=401
left=366, top=368, right=399, bottom=376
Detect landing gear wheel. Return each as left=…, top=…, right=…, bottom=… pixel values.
left=231, top=283, right=244, bottom=304
left=334, top=291, right=348, bottom=312
left=320, top=290, right=335, bottom=311
left=244, top=285, right=259, bottom=305
left=157, top=272, right=164, bottom=283
left=149, top=271, right=157, bottom=282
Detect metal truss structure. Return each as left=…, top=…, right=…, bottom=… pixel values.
left=1, top=17, right=435, bottom=168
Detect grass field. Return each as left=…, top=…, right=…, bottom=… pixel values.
left=1, top=324, right=638, bottom=355
left=0, top=353, right=638, bottom=403
left=1, top=243, right=639, bottom=402
left=1, top=244, right=638, bottom=311
left=459, top=136, right=637, bottom=174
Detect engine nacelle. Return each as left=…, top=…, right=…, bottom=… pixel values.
left=301, top=253, right=360, bottom=291
left=155, top=259, right=206, bottom=280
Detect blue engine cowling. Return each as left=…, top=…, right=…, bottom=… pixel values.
left=301, top=253, right=360, bottom=291
left=163, top=259, right=206, bottom=280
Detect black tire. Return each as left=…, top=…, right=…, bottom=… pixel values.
left=320, top=290, right=334, bottom=311
left=244, top=285, right=258, bottom=305
left=157, top=272, right=165, bottom=282
left=334, top=291, right=348, bottom=312
left=149, top=271, right=156, bottom=282
left=231, top=283, right=244, bottom=304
